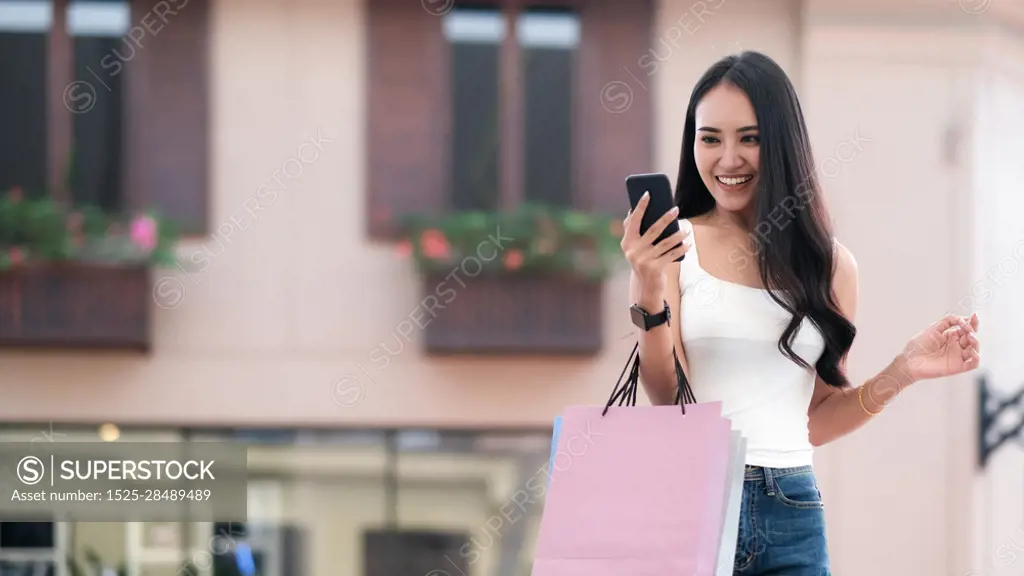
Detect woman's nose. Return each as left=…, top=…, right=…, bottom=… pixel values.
left=718, top=147, right=744, bottom=170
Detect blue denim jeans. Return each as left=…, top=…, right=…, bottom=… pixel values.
left=733, top=465, right=831, bottom=575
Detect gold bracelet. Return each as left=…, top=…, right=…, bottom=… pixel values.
left=858, top=385, right=882, bottom=416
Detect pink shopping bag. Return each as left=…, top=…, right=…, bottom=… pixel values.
left=533, top=343, right=736, bottom=576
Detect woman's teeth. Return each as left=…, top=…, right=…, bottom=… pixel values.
left=716, top=175, right=753, bottom=186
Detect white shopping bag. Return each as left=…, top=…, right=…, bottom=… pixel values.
left=715, top=431, right=747, bottom=576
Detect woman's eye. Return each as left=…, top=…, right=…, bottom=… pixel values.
left=701, top=136, right=719, bottom=144
left=742, top=135, right=761, bottom=144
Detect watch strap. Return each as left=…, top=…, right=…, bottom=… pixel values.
left=632, top=300, right=671, bottom=331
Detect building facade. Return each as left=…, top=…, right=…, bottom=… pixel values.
left=1, top=0, right=1023, bottom=574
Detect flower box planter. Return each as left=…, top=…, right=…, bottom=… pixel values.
left=422, top=273, right=603, bottom=355
left=0, top=263, right=151, bottom=352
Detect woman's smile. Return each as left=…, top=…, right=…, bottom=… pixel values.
left=714, top=174, right=756, bottom=191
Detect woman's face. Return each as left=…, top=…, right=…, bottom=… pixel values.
left=693, top=82, right=760, bottom=216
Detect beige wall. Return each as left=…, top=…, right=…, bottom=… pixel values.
left=1, top=0, right=1022, bottom=574
left=969, top=24, right=1024, bottom=576
left=0, top=0, right=645, bottom=431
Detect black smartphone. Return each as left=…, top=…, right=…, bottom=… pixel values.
left=625, top=172, right=684, bottom=261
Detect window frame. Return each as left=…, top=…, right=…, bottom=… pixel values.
left=365, top=0, right=654, bottom=240
left=0, top=522, right=68, bottom=576
left=0, top=0, right=210, bottom=236
left=446, top=1, right=581, bottom=211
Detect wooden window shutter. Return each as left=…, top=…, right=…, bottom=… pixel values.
left=125, top=0, right=210, bottom=235
left=366, top=0, right=450, bottom=239
left=574, top=0, right=653, bottom=214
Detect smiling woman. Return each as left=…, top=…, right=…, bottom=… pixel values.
left=693, top=95, right=761, bottom=212
left=674, top=52, right=856, bottom=389
left=619, top=50, right=982, bottom=575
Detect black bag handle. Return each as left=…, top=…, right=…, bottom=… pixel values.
left=602, top=330, right=696, bottom=416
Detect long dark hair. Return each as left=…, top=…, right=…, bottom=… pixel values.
left=675, top=51, right=856, bottom=388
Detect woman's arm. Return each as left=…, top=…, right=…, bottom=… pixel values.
left=630, top=260, right=689, bottom=406
left=808, top=356, right=916, bottom=447
left=805, top=242, right=892, bottom=446
left=620, top=198, right=691, bottom=406
left=807, top=241, right=982, bottom=446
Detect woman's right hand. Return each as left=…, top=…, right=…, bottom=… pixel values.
left=620, top=193, right=691, bottom=297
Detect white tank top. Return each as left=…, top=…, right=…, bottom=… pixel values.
left=677, top=219, right=826, bottom=468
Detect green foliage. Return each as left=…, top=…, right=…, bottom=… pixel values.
left=398, top=204, right=625, bottom=281
left=0, top=186, right=179, bottom=271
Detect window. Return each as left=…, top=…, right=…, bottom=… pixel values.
left=366, top=0, right=654, bottom=238
left=445, top=7, right=503, bottom=211
left=444, top=6, right=578, bottom=211
left=519, top=8, right=577, bottom=208
left=0, top=522, right=62, bottom=576
left=0, top=523, right=55, bottom=549
left=363, top=530, right=468, bottom=576
left=69, top=0, right=129, bottom=213
left=0, top=0, right=50, bottom=199
left=0, top=0, right=210, bottom=234
left=0, top=424, right=555, bottom=576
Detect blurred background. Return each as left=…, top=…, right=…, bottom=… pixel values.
left=0, top=0, right=1023, bottom=574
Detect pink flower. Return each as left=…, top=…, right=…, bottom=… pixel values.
left=395, top=240, right=413, bottom=258
left=66, top=211, right=84, bottom=233
left=8, top=247, right=24, bottom=265
left=503, top=249, right=524, bottom=270
left=609, top=220, right=624, bottom=237
left=129, top=215, right=158, bottom=252
left=420, top=229, right=450, bottom=260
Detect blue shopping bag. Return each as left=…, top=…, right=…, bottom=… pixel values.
left=548, top=416, right=562, bottom=488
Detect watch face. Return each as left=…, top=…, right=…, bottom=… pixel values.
left=630, top=305, right=647, bottom=329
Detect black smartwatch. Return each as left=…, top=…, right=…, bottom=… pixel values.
left=630, top=301, right=671, bottom=331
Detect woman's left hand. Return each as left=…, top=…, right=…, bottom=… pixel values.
left=900, top=313, right=981, bottom=383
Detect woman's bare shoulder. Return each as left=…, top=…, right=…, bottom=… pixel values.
left=831, top=239, right=859, bottom=320
left=833, top=239, right=858, bottom=279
